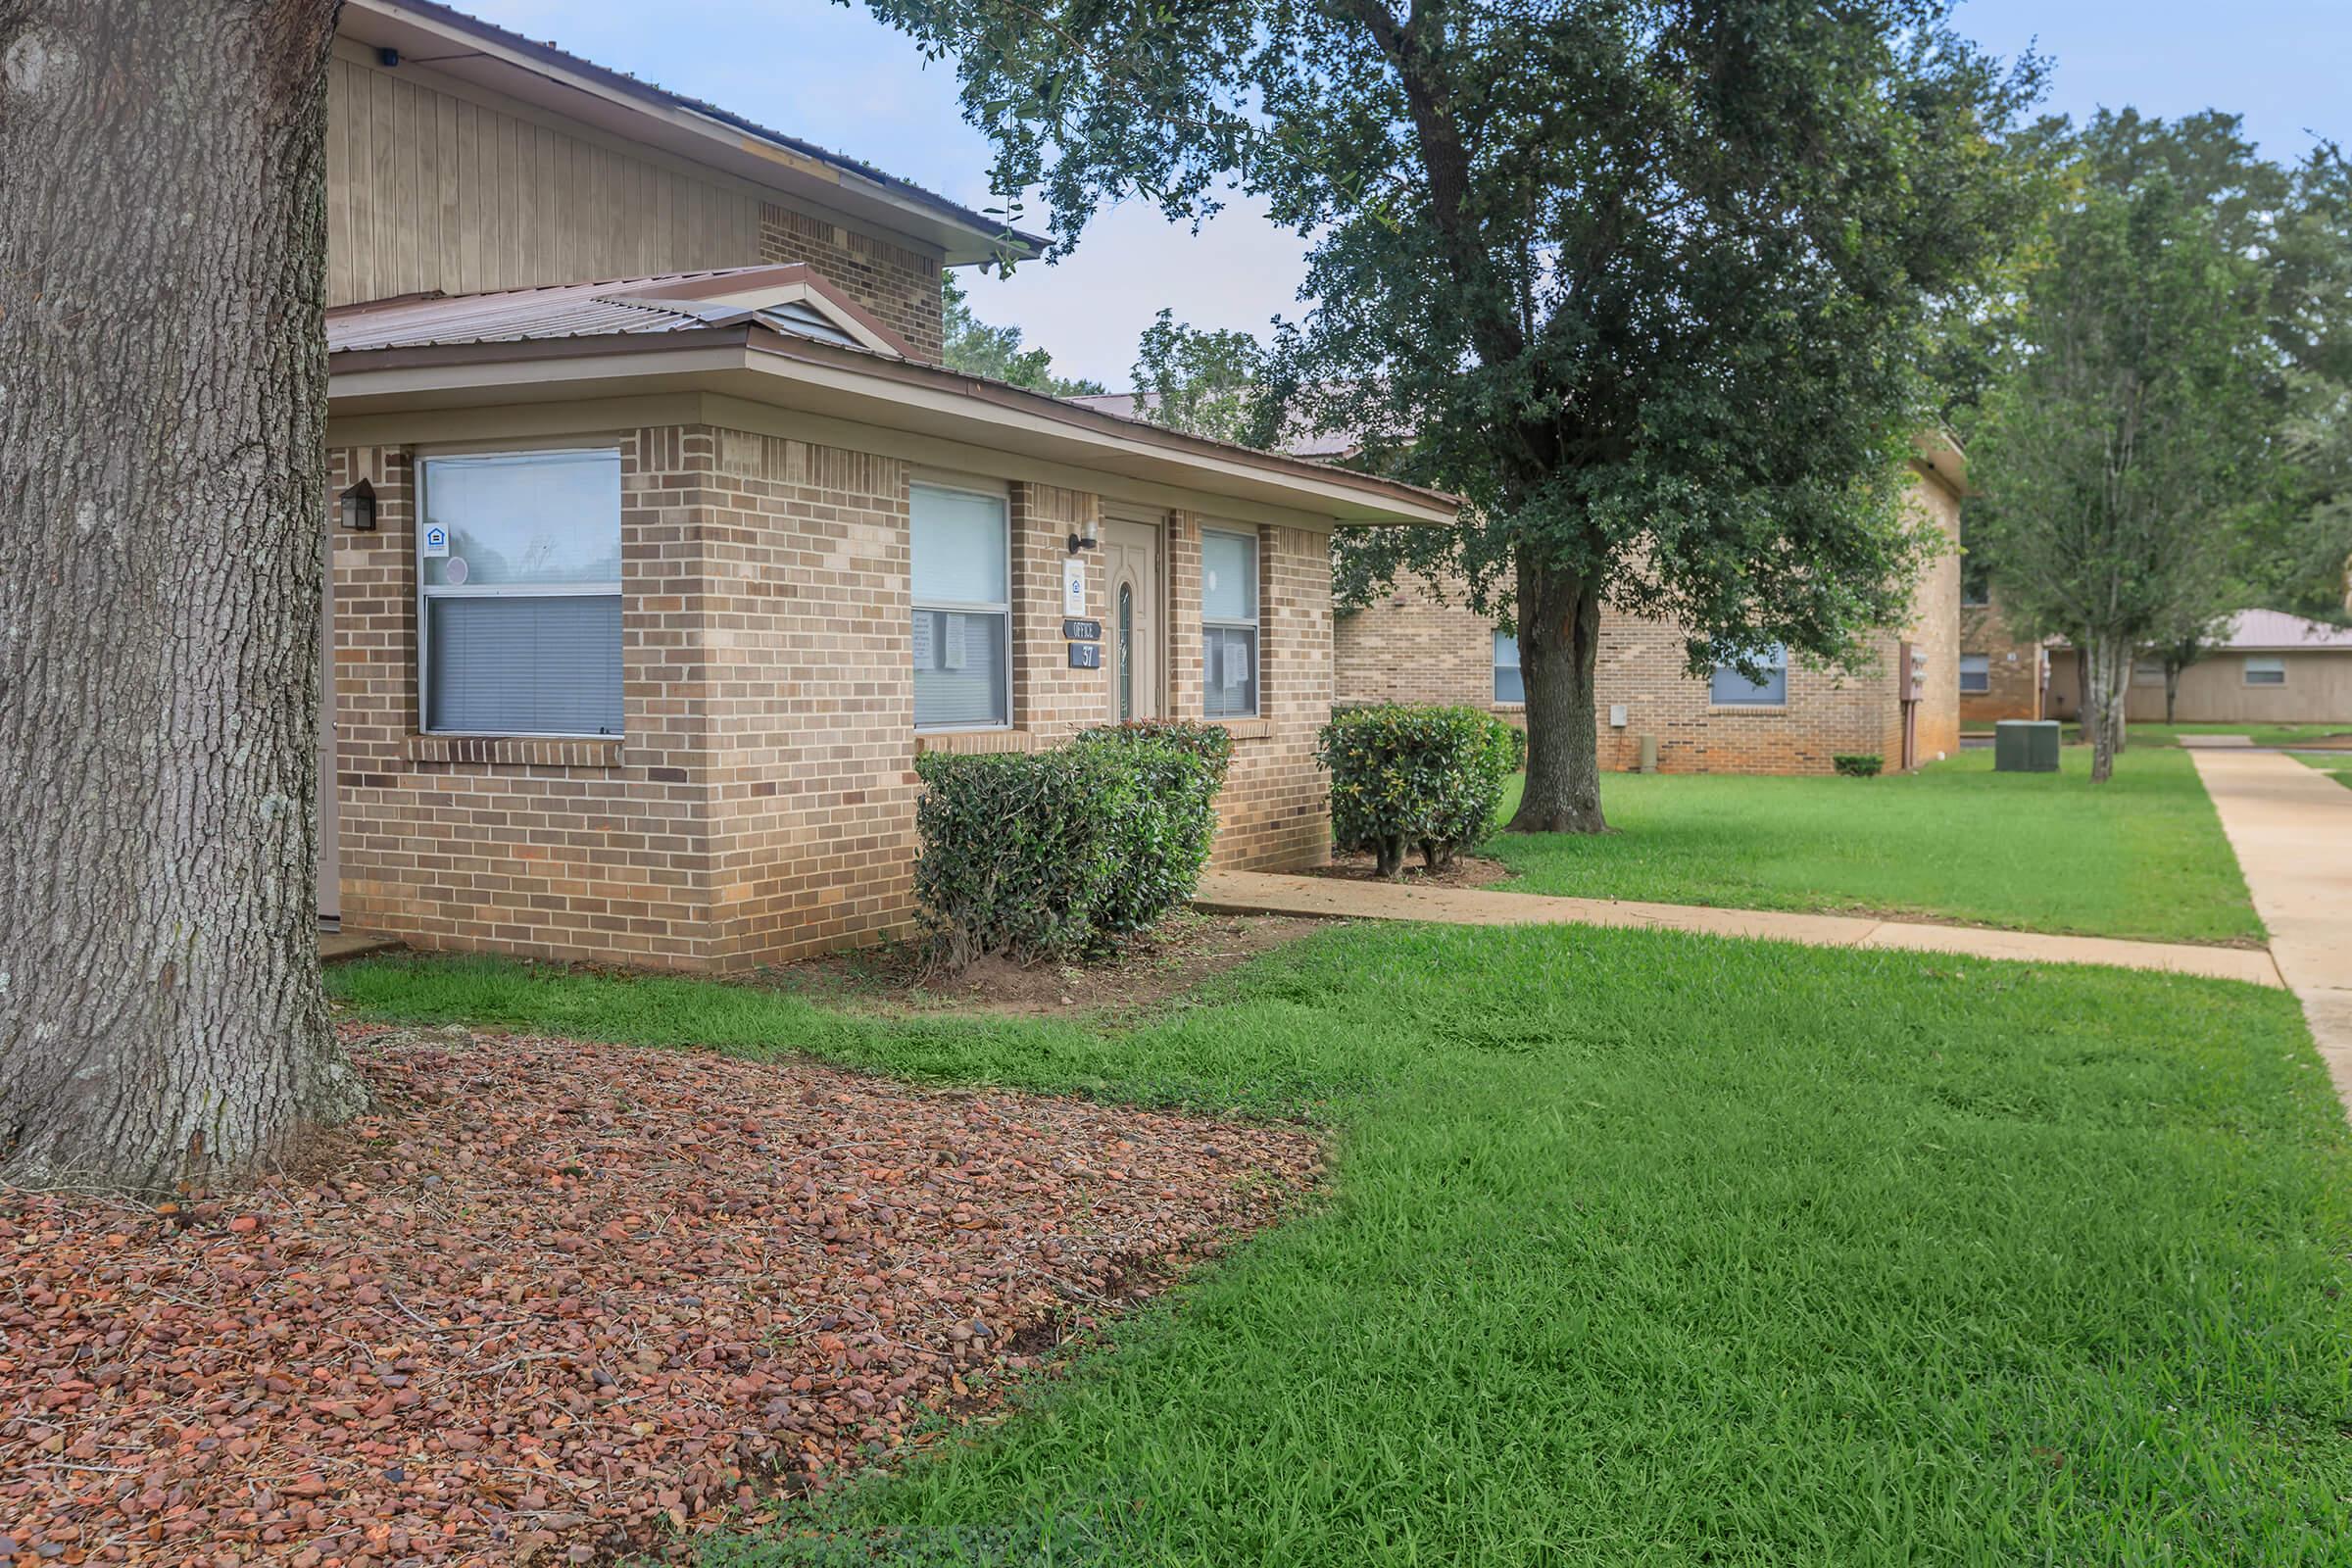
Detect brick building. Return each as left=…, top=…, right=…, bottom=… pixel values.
left=1958, top=595, right=2048, bottom=724
left=1334, top=441, right=1966, bottom=774
left=318, top=2, right=1454, bottom=969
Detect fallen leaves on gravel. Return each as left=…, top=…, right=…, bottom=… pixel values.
left=1, top=1026, right=1318, bottom=1565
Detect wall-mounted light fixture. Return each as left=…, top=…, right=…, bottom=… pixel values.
left=1066, top=532, right=1099, bottom=554
left=338, top=478, right=377, bottom=532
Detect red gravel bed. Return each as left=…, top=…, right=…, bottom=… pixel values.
left=1, top=1027, right=1318, bottom=1565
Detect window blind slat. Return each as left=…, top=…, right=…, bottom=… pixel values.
left=912, top=609, right=1009, bottom=727
left=427, top=595, right=623, bottom=735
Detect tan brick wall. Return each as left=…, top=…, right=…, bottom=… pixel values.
left=328, top=433, right=1338, bottom=968
left=1900, top=465, right=1964, bottom=762
left=1334, top=567, right=1503, bottom=710
left=700, top=431, right=922, bottom=969
left=326, top=436, right=721, bottom=969
left=760, top=204, right=945, bottom=363
left=1959, top=598, right=2046, bottom=723
left=1331, top=463, right=1963, bottom=775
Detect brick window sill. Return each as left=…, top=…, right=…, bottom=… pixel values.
left=1211, top=717, right=1274, bottom=741
left=915, top=729, right=1037, bottom=757
left=406, top=734, right=624, bottom=767
left=1705, top=705, right=1789, bottom=718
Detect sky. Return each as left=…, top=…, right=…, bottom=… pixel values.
left=462, top=0, right=2352, bottom=386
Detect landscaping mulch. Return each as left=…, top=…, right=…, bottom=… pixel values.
left=763, top=911, right=1327, bottom=1020
left=1303, top=851, right=1516, bottom=891
left=0, top=1026, right=1319, bottom=1566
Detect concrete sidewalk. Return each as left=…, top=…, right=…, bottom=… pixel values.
left=2190, top=750, right=2352, bottom=1108
left=1195, top=870, right=2283, bottom=989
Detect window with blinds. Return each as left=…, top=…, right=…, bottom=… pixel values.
left=911, top=482, right=1011, bottom=729
left=1201, top=527, right=1259, bottom=719
left=1494, top=628, right=1524, bottom=704
left=417, top=449, right=623, bottom=736
left=1709, top=644, right=1788, bottom=707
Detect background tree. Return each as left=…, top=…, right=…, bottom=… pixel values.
left=1960, top=113, right=2352, bottom=623
left=941, top=271, right=1105, bottom=395
left=859, top=0, right=2042, bottom=832
left=0, top=0, right=365, bottom=1192
left=1130, top=310, right=1271, bottom=446
left=1970, top=173, right=2274, bottom=781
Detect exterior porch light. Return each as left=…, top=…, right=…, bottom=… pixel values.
left=338, top=478, right=377, bottom=532
left=1066, top=531, right=1098, bottom=554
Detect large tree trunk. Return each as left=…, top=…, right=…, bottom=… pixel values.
left=1505, top=554, right=1608, bottom=834
left=0, top=0, right=363, bottom=1194
left=2082, top=636, right=2130, bottom=784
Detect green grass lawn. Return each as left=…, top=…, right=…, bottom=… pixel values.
left=332, top=932, right=2352, bottom=1565
left=2298, top=753, right=2352, bottom=790
left=1484, top=747, right=2261, bottom=945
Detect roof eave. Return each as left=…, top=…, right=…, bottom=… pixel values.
left=325, top=332, right=1462, bottom=526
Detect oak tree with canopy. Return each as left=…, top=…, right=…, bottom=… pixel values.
left=861, top=0, right=2040, bottom=830
left=0, top=0, right=364, bottom=1192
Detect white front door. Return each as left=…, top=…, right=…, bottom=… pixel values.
left=1102, top=516, right=1162, bottom=721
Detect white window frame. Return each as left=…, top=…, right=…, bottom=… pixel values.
left=1494, top=627, right=1525, bottom=706
left=2244, top=656, right=2287, bottom=687
left=1959, top=653, right=1991, bottom=695
left=1200, top=526, right=1261, bottom=720
left=1709, top=644, right=1788, bottom=708
left=909, top=478, right=1014, bottom=733
left=416, top=444, right=624, bottom=739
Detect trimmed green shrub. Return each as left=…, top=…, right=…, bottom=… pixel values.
left=1319, top=705, right=1521, bottom=879
left=914, top=727, right=1228, bottom=967
left=1073, top=721, right=1234, bottom=938
left=1833, top=753, right=1886, bottom=777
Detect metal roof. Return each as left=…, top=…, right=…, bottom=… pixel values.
left=326, top=267, right=882, bottom=354
left=2215, top=609, right=2352, bottom=652
left=1066, top=391, right=1366, bottom=460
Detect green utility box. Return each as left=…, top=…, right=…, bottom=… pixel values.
left=1994, top=719, right=2061, bottom=773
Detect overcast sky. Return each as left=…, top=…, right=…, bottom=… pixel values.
left=464, top=0, right=2352, bottom=386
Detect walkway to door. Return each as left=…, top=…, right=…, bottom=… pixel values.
left=1194, top=869, right=2283, bottom=988
left=2190, top=749, right=2352, bottom=1112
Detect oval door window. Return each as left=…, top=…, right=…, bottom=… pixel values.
left=1117, top=582, right=1134, bottom=720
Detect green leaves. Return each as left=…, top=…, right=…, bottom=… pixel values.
left=913, top=726, right=1231, bottom=966
left=1317, top=705, right=1523, bottom=877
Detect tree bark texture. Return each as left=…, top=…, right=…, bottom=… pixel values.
left=2082, top=637, right=2130, bottom=784
left=0, top=0, right=363, bottom=1193
left=1505, top=554, right=1608, bottom=834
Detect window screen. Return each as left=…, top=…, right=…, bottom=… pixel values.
left=1201, top=528, right=1259, bottom=719
left=911, top=483, right=1010, bottom=728
left=1959, top=654, right=1990, bottom=694
left=2244, top=657, right=2286, bottom=686
left=1494, top=628, right=1524, bottom=704
left=1709, top=645, right=1788, bottom=706
left=418, top=449, right=622, bottom=735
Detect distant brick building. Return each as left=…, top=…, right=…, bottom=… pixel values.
left=1335, top=441, right=1967, bottom=775
left=1958, top=596, right=2047, bottom=724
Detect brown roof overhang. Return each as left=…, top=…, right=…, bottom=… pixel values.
left=326, top=327, right=1463, bottom=526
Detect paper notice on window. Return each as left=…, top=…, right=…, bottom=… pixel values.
left=911, top=612, right=936, bottom=670
left=1222, top=639, right=1250, bottom=688
left=944, top=615, right=968, bottom=670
